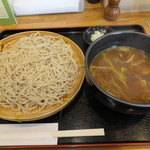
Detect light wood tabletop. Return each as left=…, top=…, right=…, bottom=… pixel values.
left=0, top=1, right=150, bottom=34
left=1, top=1, right=150, bottom=150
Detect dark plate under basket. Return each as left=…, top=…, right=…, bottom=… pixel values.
left=0, top=25, right=149, bottom=147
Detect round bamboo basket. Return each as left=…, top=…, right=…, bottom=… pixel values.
left=0, top=30, right=85, bottom=122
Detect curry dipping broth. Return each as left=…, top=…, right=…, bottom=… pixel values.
left=90, top=46, right=150, bottom=104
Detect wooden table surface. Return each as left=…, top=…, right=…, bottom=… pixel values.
left=1, top=1, right=150, bottom=150
left=0, top=1, right=150, bottom=34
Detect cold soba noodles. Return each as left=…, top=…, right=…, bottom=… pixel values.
left=0, top=32, right=79, bottom=114
left=90, top=46, right=150, bottom=104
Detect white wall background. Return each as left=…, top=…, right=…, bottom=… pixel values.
left=103, top=0, right=150, bottom=12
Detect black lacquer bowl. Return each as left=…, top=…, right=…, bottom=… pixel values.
left=85, top=31, right=150, bottom=115
left=83, top=26, right=113, bottom=44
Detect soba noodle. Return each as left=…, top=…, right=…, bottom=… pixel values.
left=0, top=32, right=79, bottom=114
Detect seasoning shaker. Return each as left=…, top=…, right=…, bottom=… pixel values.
left=104, top=0, right=120, bottom=21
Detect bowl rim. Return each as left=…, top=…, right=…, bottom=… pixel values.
left=85, top=31, right=150, bottom=107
